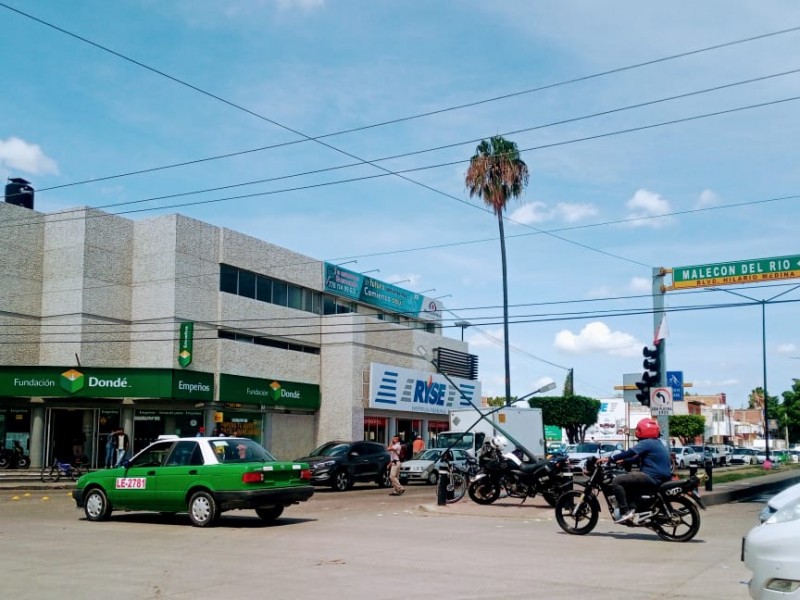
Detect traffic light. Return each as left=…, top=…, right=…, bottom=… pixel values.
left=635, top=342, right=663, bottom=406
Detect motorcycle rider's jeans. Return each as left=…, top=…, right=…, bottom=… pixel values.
left=611, top=472, right=655, bottom=512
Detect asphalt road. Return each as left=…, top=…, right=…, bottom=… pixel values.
left=0, top=481, right=772, bottom=600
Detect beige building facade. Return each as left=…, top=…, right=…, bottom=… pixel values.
left=0, top=201, right=478, bottom=467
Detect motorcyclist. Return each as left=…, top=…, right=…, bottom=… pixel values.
left=599, top=417, right=672, bottom=523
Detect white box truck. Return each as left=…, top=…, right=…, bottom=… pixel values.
left=436, top=407, right=546, bottom=460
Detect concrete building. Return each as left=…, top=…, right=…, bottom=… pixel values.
left=0, top=199, right=479, bottom=467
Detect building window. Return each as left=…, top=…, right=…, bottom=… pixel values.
left=220, top=264, right=238, bottom=294
left=239, top=271, right=256, bottom=299
left=219, top=330, right=320, bottom=355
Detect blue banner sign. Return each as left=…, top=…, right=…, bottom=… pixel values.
left=323, top=263, right=441, bottom=320
left=368, top=363, right=481, bottom=415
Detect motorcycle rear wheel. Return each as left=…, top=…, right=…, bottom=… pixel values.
left=555, top=490, right=599, bottom=535
left=542, top=488, right=560, bottom=507
left=652, top=496, right=701, bottom=542
left=467, top=478, right=501, bottom=505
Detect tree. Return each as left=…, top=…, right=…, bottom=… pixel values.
left=530, top=395, right=601, bottom=444
left=668, top=415, right=706, bottom=445
left=465, top=136, right=529, bottom=405
left=779, top=379, right=800, bottom=444
left=562, top=368, right=574, bottom=397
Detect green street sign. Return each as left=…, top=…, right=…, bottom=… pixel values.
left=671, top=254, right=800, bottom=289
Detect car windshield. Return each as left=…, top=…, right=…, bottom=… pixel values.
left=436, top=433, right=473, bottom=450
left=308, top=442, right=350, bottom=457
left=575, top=443, right=599, bottom=453
left=418, top=449, right=443, bottom=461
left=210, top=439, right=274, bottom=463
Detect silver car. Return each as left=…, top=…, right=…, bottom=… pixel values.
left=398, top=448, right=471, bottom=485
left=673, top=446, right=703, bottom=469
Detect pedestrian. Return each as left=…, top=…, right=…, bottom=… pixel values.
left=196, top=426, right=205, bottom=437
left=412, top=434, right=425, bottom=457
left=114, top=427, right=130, bottom=467
left=71, top=431, right=86, bottom=461
left=387, top=434, right=405, bottom=496
left=104, top=430, right=115, bottom=468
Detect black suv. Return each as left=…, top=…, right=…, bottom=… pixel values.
left=295, top=441, right=392, bottom=491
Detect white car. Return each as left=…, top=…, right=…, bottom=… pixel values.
left=673, top=446, right=703, bottom=469
left=731, top=448, right=758, bottom=465
left=398, top=448, right=471, bottom=485
left=567, top=442, right=619, bottom=472
left=744, top=490, right=800, bottom=598
left=759, top=481, right=800, bottom=523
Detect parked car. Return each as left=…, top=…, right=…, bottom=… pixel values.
left=730, top=448, right=758, bottom=465
left=295, top=440, right=391, bottom=491
left=705, top=445, right=727, bottom=466
left=755, top=449, right=789, bottom=465
left=744, top=487, right=800, bottom=598
left=567, top=442, right=618, bottom=472
left=672, top=446, right=703, bottom=469
left=688, top=445, right=712, bottom=465
left=399, top=448, right=471, bottom=485
left=72, top=437, right=314, bottom=527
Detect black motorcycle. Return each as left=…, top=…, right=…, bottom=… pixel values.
left=467, top=445, right=573, bottom=507
left=554, top=456, right=705, bottom=542
left=0, top=442, right=31, bottom=469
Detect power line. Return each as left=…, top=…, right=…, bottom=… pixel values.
left=4, top=3, right=800, bottom=272
left=4, top=2, right=798, bottom=197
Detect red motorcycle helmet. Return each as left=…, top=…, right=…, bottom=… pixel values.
left=635, top=418, right=661, bottom=439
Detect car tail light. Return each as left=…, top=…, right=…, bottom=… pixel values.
left=300, top=469, right=312, bottom=480
left=242, top=472, right=264, bottom=484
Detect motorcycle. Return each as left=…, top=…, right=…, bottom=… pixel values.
left=0, top=442, right=31, bottom=469
left=467, top=444, right=573, bottom=507
left=554, top=455, right=705, bottom=542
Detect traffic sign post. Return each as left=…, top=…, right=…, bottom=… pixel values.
left=670, top=254, right=800, bottom=290
left=650, top=387, right=673, bottom=416
left=667, top=371, right=683, bottom=401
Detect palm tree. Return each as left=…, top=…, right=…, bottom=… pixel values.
left=465, top=136, right=529, bottom=405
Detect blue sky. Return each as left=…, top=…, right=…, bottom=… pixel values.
left=3, top=1, right=800, bottom=409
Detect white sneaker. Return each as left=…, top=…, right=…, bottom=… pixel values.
left=615, top=509, right=635, bottom=523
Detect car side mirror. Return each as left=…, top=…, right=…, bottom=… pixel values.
left=122, top=459, right=131, bottom=469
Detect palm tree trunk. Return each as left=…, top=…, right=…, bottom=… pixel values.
left=498, top=211, right=511, bottom=405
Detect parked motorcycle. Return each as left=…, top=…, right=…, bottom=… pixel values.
left=0, top=442, right=31, bottom=469
left=467, top=441, right=573, bottom=507
left=554, top=455, right=705, bottom=542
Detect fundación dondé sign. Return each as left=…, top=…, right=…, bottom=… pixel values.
left=670, top=254, right=800, bottom=290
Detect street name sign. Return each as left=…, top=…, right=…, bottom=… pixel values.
left=670, top=254, right=800, bottom=290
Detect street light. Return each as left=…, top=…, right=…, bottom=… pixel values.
left=419, top=288, right=436, bottom=294
left=360, top=268, right=380, bottom=275
left=454, top=320, right=471, bottom=341
left=512, top=381, right=557, bottom=406
left=389, top=278, right=411, bottom=285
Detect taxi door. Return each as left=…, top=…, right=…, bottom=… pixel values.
left=156, top=440, right=205, bottom=512
left=109, top=440, right=174, bottom=510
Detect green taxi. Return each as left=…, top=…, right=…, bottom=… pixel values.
left=72, top=437, right=314, bottom=527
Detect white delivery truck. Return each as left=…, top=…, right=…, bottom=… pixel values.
left=436, top=407, right=546, bottom=461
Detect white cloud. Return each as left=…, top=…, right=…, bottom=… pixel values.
left=510, top=201, right=550, bottom=224
left=629, top=277, right=651, bottom=294
left=624, top=189, right=672, bottom=228
left=0, top=137, right=59, bottom=176
left=554, top=321, right=640, bottom=357
left=510, top=201, right=598, bottom=225
left=696, top=189, right=719, bottom=208
left=777, top=343, right=797, bottom=355
left=555, top=202, right=599, bottom=223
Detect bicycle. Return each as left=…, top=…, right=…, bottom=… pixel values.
left=438, top=452, right=476, bottom=503
left=40, top=457, right=89, bottom=482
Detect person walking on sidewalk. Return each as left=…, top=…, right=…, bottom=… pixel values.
left=387, top=434, right=405, bottom=496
